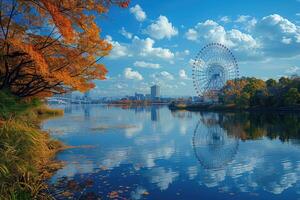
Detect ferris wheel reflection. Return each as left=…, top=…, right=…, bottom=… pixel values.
left=192, top=114, right=239, bottom=170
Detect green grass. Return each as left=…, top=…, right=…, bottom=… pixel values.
left=35, top=105, right=64, bottom=120
left=0, top=90, right=64, bottom=200
left=0, top=90, right=41, bottom=120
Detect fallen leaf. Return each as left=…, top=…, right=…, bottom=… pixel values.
left=62, top=191, right=72, bottom=197
left=109, top=191, right=119, bottom=199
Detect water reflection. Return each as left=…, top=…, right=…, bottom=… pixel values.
left=151, top=106, right=160, bottom=121
left=64, top=105, right=73, bottom=114
left=219, top=112, right=300, bottom=141
left=43, top=105, right=300, bottom=200
left=83, top=104, right=91, bottom=119
left=192, top=119, right=239, bottom=169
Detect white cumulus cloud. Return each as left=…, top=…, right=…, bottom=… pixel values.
left=144, top=15, right=178, bottom=40
left=119, top=27, right=132, bottom=39
left=130, top=4, right=146, bottom=22
left=254, top=14, right=300, bottom=57
left=235, top=15, right=257, bottom=31
left=282, top=37, right=292, bottom=44
left=184, top=19, right=264, bottom=61
left=124, top=68, right=143, bottom=80
left=132, top=36, right=174, bottom=59
left=185, top=20, right=259, bottom=50
left=179, top=69, right=188, bottom=80
left=106, top=35, right=129, bottom=59
left=220, top=16, right=231, bottom=23
left=151, top=71, right=174, bottom=81
left=285, top=66, right=300, bottom=74
left=235, top=15, right=251, bottom=23
left=134, top=61, right=161, bottom=69
left=186, top=14, right=300, bottom=60
left=185, top=28, right=198, bottom=41
left=106, top=36, right=174, bottom=60
left=160, top=71, right=174, bottom=80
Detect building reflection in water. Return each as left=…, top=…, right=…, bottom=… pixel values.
left=192, top=114, right=239, bottom=170
left=170, top=110, right=193, bottom=119
left=64, top=104, right=84, bottom=114
left=64, top=105, right=73, bottom=114
left=83, top=104, right=90, bottom=119
left=151, top=106, right=160, bottom=121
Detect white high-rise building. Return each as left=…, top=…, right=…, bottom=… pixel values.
left=151, top=85, right=160, bottom=99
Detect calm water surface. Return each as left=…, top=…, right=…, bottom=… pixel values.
left=43, top=105, right=300, bottom=200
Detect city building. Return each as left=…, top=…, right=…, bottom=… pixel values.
left=151, top=85, right=160, bottom=99
left=145, top=94, right=151, bottom=100
left=135, top=93, right=145, bottom=100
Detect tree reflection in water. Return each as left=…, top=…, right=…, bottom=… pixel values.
left=219, top=112, right=300, bottom=142
left=192, top=111, right=300, bottom=170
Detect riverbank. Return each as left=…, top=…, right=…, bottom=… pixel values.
left=168, top=103, right=300, bottom=112
left=0, top=91, right=65, bottom=199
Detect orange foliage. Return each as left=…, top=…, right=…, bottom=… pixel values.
left=0, top=0, right=129, bottom=98
left=8, top=38, right=49, bottom=75
left=224, top=79, right=248, bottom=97
left=40, top=0, right=75, bottom=43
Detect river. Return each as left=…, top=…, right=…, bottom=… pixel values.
left=42, top=104, right=300, bottom=200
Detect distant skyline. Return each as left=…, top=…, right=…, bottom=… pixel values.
left=88, top=0, right=300, bottom=97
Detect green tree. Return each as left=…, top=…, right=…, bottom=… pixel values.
left=220, top=76, right=300, bottom=108
left=279, top=77, right=291, bottom=87
left=243, top=78, right=266, bottom=97
left=235, top=92, right=250, bottom=108
left=266, top=79, right=277, bottom=88
left=283, top=88, right=300, bottom=106
left=250, top=89, right=269, bottom=107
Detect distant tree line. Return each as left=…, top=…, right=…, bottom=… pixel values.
left=219, top=75, right=300, bottom=108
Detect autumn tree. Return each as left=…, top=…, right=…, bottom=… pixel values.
left=219, top=76, right=300, bottom=108
left=219, top=78, right=248, bottom=104
left=0, top=0, right=129, bottom=97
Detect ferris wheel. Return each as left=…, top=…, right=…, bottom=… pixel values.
left=192, top=43, right=239, bottom=100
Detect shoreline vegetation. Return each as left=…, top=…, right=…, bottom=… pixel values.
left=0, top=91, right=65, bottom=200
left=170, top=76, right=300, bottom=112
left=169, top=102, right=300, bottom=112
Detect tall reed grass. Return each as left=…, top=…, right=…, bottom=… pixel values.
left=0, top=91, right=64, bottom=199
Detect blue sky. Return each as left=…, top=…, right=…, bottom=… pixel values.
left=89, top=0, right=300, bottom=97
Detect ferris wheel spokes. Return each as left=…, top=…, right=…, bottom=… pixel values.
left=192, top=43, right=239, bottom=102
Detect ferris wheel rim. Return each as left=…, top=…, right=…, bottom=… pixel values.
left=192, top=43, right=239, bottom=98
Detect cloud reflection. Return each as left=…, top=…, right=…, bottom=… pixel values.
left=45, top=105, right=300, bottom=198
left=148, top=167, right=179, bottom=190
